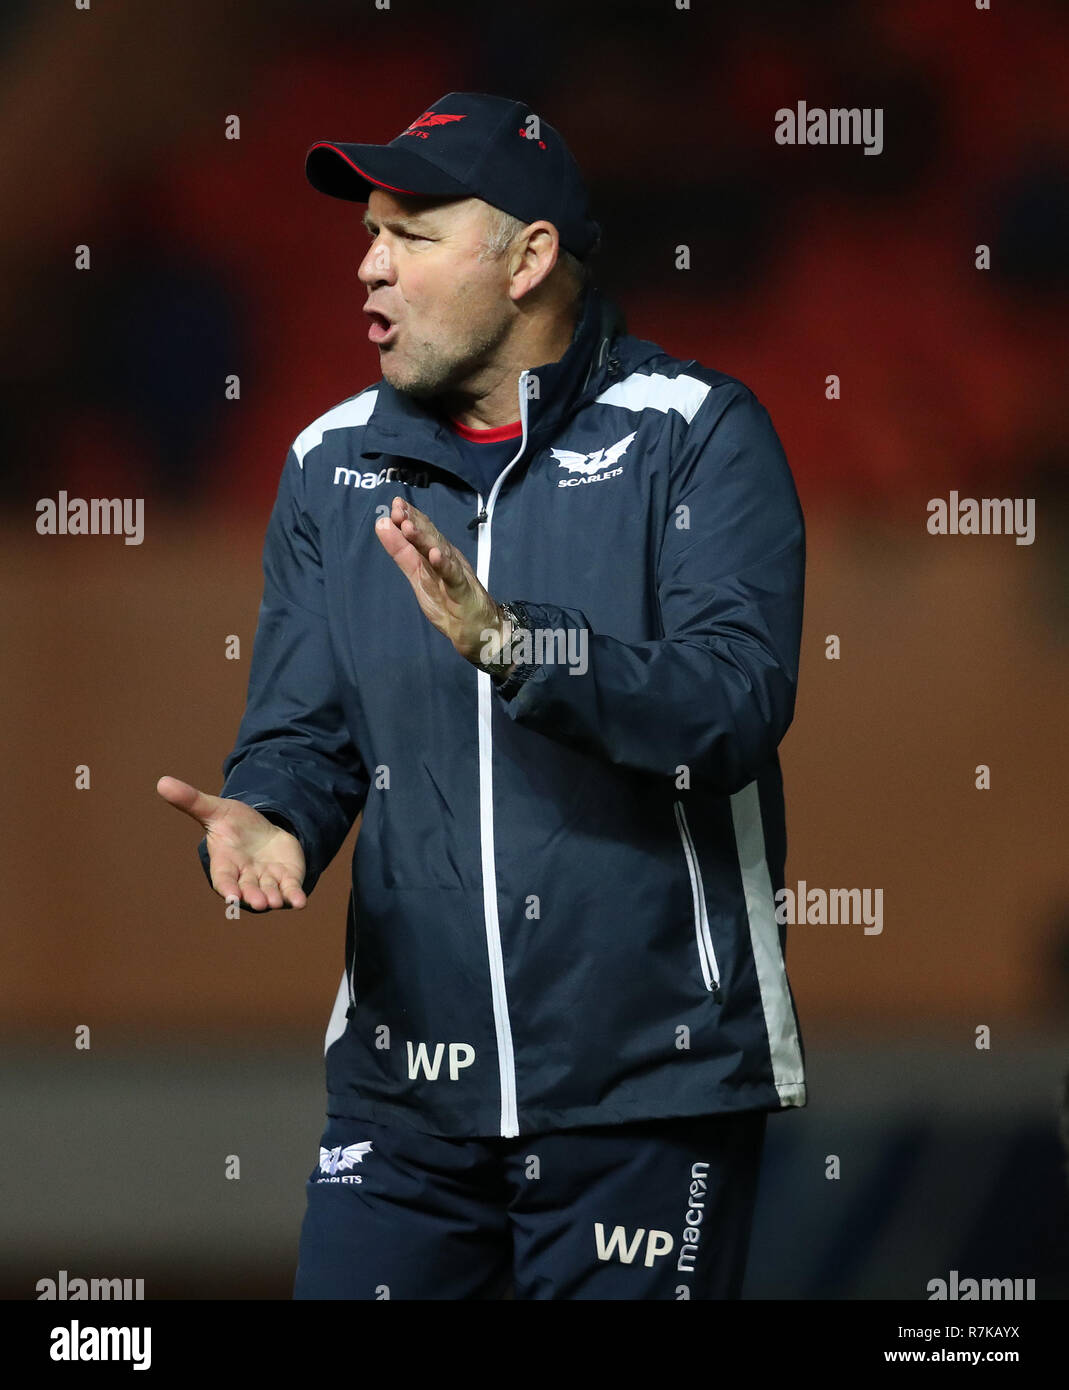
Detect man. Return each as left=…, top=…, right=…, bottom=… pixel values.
left=157, top=92, right=807, bottom=1300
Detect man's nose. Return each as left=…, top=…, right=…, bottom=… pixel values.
left=358, top=238, right=395, bottom=288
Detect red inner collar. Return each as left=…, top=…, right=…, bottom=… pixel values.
left=449, top=416, right=523, bottom=443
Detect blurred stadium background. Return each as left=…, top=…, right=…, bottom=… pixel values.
left=1, top=0, right=1066, bottom=1298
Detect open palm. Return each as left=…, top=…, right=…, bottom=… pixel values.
left=157, top=776, right=306, bottom=911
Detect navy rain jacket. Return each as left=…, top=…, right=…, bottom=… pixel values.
left=199, top=285, right=807, bottom=1138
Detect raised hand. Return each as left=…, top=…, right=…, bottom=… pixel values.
left=374, top=496, right=506, bottom=664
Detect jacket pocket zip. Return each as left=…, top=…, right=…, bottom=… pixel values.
left=345, top=896, right=357, bottom=1014
left=674, top=800, right=723, bottom=1002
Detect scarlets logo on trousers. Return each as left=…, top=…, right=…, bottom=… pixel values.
left=319, top=1141, right=373, bottom=1176
left=400, top=111, right=467, bottom=139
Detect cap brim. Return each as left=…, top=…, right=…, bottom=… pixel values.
left=306, top=141, right=474, bottom=204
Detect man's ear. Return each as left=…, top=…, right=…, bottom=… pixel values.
left=508, top=221, right=561, bottom=301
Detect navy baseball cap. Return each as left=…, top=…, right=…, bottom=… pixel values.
left=305, top=92, right=600, bottom=260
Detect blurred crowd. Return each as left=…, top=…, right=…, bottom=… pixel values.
left=1, top=0, right=1066, bottom=518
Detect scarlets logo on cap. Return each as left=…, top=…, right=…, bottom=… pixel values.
left=400, top=111, right=467, bottom=139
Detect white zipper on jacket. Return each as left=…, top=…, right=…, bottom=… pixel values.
left=473, top=369, right=532, bottom=1137
left=674, top=800, right=722, bottom=998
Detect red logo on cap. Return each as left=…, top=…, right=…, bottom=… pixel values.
left=401, top=111, right=467, bottom=137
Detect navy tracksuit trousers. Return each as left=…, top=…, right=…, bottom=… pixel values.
left=293, top=1107, right=768, bottom=1300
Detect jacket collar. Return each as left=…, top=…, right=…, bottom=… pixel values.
left=357, top=285, right=625, bottom=475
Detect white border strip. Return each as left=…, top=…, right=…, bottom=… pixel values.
left=729, top=781, right=806, bottom=1104
left=324, top=969, right=349, bottom=1056
left=593, top=371, right=710, bottom=423
left=293, top=391, right=379, bottom=467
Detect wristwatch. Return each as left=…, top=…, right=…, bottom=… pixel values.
left=478, top=600, right=536, bottom=693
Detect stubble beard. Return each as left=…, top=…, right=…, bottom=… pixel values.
left=383, top=309, right=512, bottom=406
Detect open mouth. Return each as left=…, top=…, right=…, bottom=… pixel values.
left=365, top=310, right=398, bottom=346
